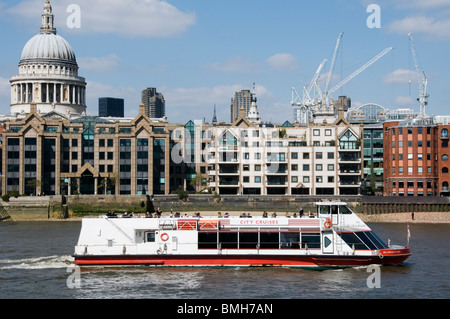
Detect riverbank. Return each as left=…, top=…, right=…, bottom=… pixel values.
left=5, top=211, right=449, bottom=223
left=359, top=212, right=450, bottom=224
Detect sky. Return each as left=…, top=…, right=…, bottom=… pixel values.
left=0, top=0, right=449, bottom=124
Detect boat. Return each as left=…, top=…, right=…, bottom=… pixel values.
left=72, top=202, right=411, bottom=268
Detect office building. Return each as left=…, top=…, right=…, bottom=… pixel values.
left=230, top=90, right=252, bottom=123
left=383, top=117, right=450, bottom=196
left=141, top=88, right=165, bottom=118
left=99, top=97, right=124, bottom=117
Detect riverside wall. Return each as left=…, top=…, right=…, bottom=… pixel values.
left=1, top=194, right=450, bottom=221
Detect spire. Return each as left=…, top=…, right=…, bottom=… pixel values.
left=212, top=104, right=217, bottom=124
left=247, top=83, right=261, bottom=125
left=40, top=0, right=56, bottom=34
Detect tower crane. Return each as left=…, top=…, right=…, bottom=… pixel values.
left=323, top=32, right=343, bottom=109
left=325, top=46, right=393, bottom=106
left=408, top=33, right=429, bottom=117
left=291, top=59, right=327, bottom=122
left=291, top=33, right=393, bottom=122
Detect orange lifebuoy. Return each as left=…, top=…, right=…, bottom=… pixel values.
left=160, top=233, right=169, bottom=241
left=324, top=218, right=333, bottom=229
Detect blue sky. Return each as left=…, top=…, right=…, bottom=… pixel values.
left=0, top=0, right=449, bottom=124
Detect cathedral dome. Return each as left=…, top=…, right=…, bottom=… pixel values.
left=20, top=33, right=77, bottom=65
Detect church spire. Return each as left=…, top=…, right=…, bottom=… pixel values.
left=212, top=104, right=218, bottom=124
left=40, top=0, right=56, bottom=34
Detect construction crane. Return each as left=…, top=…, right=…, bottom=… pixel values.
left=408, top=33, right=429, bottom=117
left=291, top=58, right=327, bottom=122
left=292, top=33, right=392, bottom=122
left=323, top=32, right=343, bottom=109
left=325, top=46, right=393, bottom=107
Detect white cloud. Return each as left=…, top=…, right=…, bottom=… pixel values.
left=383, top=69, right=417, bottom=84
left=387, top=16, right=450, bottom=39
left=78, top=54, right=121, bottom=72
left=266, top=53, right=299, bottom=71
left=5, top=0, right=196, bottom=37
left=395, top=95, right=415, bottom=107
left=207, top=57, right=260, bottom=73
left=390, top=0, right=450, bottom=9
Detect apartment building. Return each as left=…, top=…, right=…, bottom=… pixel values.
left=206, top=108, right=363, bottom=196
left=383, top=117, right=450, bottom=196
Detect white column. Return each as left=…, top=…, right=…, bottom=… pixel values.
left=54, top=83, right=57, bottom=103
left=46, top=83, right=49, bottom=103
left=25, top=83, right=29, bottom=103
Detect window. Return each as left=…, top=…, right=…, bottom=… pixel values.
left=443, top=154, right=449, bottom=161
left=255, top=176, right=261, bottom=183
left=291, top=176, right=298, bottom=183
left=145, top=232, right=156, bottom=242
left=303, top=176, right=310, bottom=183
left=303, top=164, right=310, bottom=171
left=316, top=152, right=322, bottom=159
left=328, top=164, right=334, bottom=171
left=443, top=167, right=449, bottom=174
left=316, top=164, right=323, bottom=171
left=313, top=129, right=320, bottom=136
left=291, top=152, right=298, bottom=159
left=325, top=129, right=332, bottom=136
left=303, top=153, right=310, bottom=159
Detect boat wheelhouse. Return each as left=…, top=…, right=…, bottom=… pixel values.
left=72, top=202, right=411, bottom=268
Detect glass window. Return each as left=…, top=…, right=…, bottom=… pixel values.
left=260, top=232, right=279, bottom=249
left=145, top=232, right=156, bottom=242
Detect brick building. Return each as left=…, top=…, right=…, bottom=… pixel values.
left=383, top=117, right=450, bottom=196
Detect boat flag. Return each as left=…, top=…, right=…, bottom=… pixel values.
left=407, top=223, right=411, bottom=246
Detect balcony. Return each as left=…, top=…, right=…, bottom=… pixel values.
left=219, top=164, right=239, bottom=175
left=219, top=178, right=239, bottom=186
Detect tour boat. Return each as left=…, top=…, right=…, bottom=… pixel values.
left=72, top=202, right=411, bottom=268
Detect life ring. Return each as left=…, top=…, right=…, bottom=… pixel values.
left=160, top=233, right=169, bottom=241
left=324, top=218, right=333, bottom=229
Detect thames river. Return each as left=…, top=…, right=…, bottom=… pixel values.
left=0, top=221, right=448, bottom=300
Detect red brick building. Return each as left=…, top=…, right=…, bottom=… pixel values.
left=383, top=118, right=450, bottom=196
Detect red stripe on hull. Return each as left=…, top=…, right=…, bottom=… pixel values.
left=73, top=251, right=410, bottom=268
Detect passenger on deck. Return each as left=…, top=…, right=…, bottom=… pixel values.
left=156, top=207, right=162, bottom=218
left=224, top=212, right=229, bottom=218
left=145, top=212, right=152, bottom=218
left=271, top=212, right=277, bottom=218
left=299, top=207, right=304, bottom=218
left=218, top=212, right=222, bottom=218
left=293, top=212, right=297, bottom=218
left=308, top=211, right=314, bottom=218
left=262, top=211, right=268, bottom=218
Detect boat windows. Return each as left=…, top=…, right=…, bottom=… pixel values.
left=219, top=232, right=238, bottom=249
left=239, top=232, right=259, bottom=249
left=260, top=232, right=279, bottom=249
left=301, top=233, right=320, bottom=249
left=339, top=206, right=352, bottom=214
left=338, top=232, right=367, bottom=250
left=145, top=231, right=156, bottom=243
left=319, top=206, right=329, bottom=214
left=198, top=230, right=306, bottom=250
left=338, top=231, right=387, bottom=250
left=280, top=232, right=300, bottom=249
left=198, top=232, right=218, bottom=249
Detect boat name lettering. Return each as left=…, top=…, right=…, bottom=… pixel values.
left=230, top=219, right=289, bottom=226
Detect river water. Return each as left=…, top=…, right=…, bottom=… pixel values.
left=0, top=221, right=448, bottom=300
